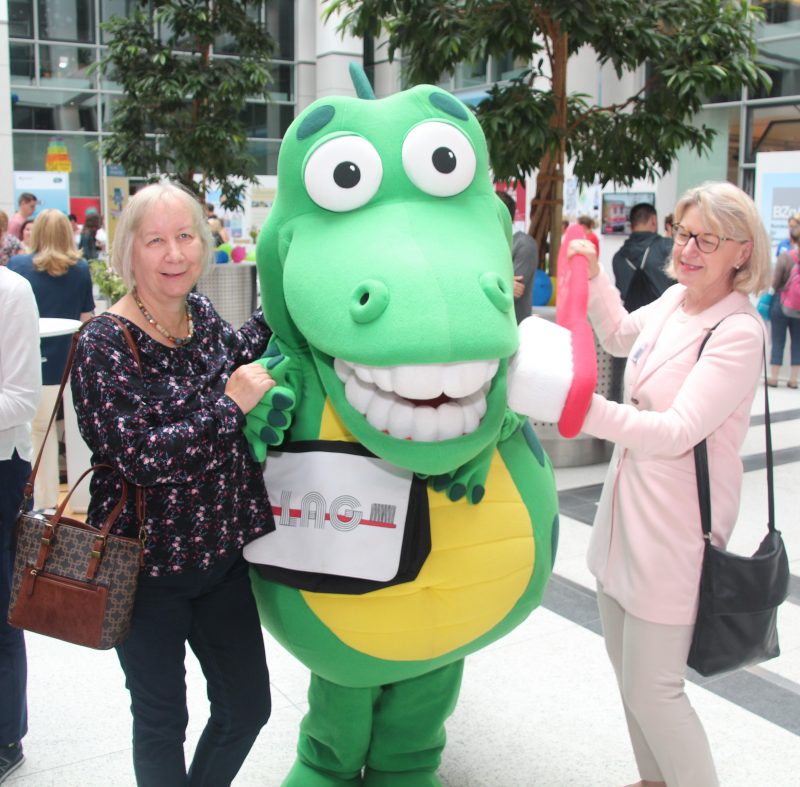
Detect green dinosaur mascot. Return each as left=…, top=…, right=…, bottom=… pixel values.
left=243, top=64, right=559, bottom=787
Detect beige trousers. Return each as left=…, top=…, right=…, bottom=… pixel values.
left=31, top=384, right=61, bottom=510
left=597, top=587, right=719, bottom=787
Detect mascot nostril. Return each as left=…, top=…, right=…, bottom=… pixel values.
left=349, top=279, right=389, bottom=324
left=479, top=270, right=513, bottom=313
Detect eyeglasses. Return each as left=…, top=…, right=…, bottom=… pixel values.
left=673, top=225, right=746, bottom=254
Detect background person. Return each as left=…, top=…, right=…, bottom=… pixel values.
left=71, top=182, right=277, bottom=787
left=498, top=191, right=538, bottom=324
left=207, top=216, right=228, bottom=246
left=0, top=211, right=23, bottom=267
left=0, top=267, right=41, bottom=784
left=68, top=214, right=81, bottom=244
left=578, top=214, right=600, bottom=254
left=19, top=221, right=34, bottom=254
left=77, top=212, right=102, bottom=262
left=767, top=215, right=800, bottom=388
left=663, top=212, right=675, bottom=238
left=775, top=212, right=799, bottom=258
left=611, top=202, right=673, bottom=313
left=607, top=203, right=673, bottom=402
left=569, top=181, right=770, bottom=787
left=8, top=210, right=94, bottom=511
left=7, top=193, right=37, bottom=240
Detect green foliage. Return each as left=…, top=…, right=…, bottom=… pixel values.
left=93, top=1, right=275, bottom=211
left=89, top=258, right=127, bottom=303
left=325, top=0, right=771, bottom=187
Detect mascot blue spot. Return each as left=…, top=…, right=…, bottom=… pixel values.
left=522, top=422, right=545, bottom=467
left=551, top=514, right=559, bottom=570
left=429, top=92, right=468, bottom=121
left=297, top=105, right=336, bottom=141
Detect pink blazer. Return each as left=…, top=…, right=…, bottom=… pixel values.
left=582, top=273, right=764, bottom=625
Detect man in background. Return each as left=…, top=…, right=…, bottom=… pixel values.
left=498, top=191, right=539, bottom=324
left=609, top=202, right=673, bottom=402
left=7, top=194, right=37, bottom=240
left=612, top=202, right=673, bottom=313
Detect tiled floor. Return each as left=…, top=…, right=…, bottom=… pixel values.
left=8, top=381, right=800, bottom=786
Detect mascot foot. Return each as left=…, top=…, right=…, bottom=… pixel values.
left=363, top=768, right=441, bottom=786
left=282, top=759, right=362, bottom=787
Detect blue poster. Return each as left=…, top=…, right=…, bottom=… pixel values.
left=13, top=171, right=71, bottom=217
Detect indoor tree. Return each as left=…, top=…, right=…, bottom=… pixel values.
left=325, top=0, right=771, bottom=268
left=95, top=0, right=275, bottom=211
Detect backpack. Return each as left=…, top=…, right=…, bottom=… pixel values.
left=780, top=250, right=800, bottom=319
left=621, top=241, right=667, bottom=312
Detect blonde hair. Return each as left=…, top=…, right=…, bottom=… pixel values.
left=0, top=210, right=8, bottom=235
left=667, top=181, right=771, bottom=296
left=31, top=210, right=82, bottom=276
left=112, top=182, right=213, bottom=290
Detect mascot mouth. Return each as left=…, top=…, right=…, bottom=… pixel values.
left=333, top=358, right=499, bottom=442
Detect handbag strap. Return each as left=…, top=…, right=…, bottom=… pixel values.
left=693, top=317, right=775, bottom=540
left=24, top=313, right=146, bottom=527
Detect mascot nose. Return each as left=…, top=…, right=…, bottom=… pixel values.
left=479, top=271, right=513, bottom=314
left=350, top=279, right=390, bottom=324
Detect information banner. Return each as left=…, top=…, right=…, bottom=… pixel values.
left=754, top=151, right=800, bottom=258
left=13, top=171, right=70, bottom=216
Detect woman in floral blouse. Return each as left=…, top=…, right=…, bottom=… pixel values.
left=71, top=182, right=277, bottom=787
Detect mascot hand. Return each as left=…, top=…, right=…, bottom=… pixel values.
left=430, top=440, right=496, bottom=505
left=507, top=316, right=575, bottom=424
left=243, top=338, right=298, bottom=463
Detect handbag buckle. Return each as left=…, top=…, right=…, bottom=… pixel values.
left=40, top=522, right=56, bottom=546
left=90, top=534, right=106, bottom=559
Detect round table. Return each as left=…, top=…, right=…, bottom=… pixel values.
left=39, top=317, right=82, bottom=338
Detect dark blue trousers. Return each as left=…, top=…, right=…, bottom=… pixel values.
left=116, top=552, right=270, bottom=787
left=769, top=296, right=800, bottom=366
left=0, top=451, right=30, bottom=746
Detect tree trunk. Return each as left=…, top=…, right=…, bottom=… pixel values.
left=527, top=21, right=568, bottom=278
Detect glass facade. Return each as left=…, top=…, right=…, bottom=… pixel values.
left=8, top=0, right=296, bottom=200
left=692, top=1, right=800, bottom=191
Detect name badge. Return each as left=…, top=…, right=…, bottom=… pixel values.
left=630, top=341, right=649, bottom=365
left=244, top=448, right=413, bottom=582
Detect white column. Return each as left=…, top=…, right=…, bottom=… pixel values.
left=0, top=0, right=15, bottom=215
left=315, top=0, right=361, bottom=98
left=372, top=32, right=401, bottom=99
left=295, top=0, right=318, bottom=113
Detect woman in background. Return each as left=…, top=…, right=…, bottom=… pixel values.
left=8, top=210, right=94, bottom=509
left=0, top=211, right=23, bottom=267
left=19, top=220, right=34, bottom=254
left=767, top=212, right=800, bottom=388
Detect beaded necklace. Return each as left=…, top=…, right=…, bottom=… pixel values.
left=132, top=289, right=194, bottom=347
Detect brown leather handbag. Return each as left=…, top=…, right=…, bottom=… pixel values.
left=8, top=316, right=145, bottom=650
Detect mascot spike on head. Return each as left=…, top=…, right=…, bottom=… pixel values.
left=243, top=64, right=561, bottom=786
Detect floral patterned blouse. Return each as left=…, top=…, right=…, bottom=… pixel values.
left=0, top=234, right=23, bottom=266
left=71, top=293, right=275, bottom=576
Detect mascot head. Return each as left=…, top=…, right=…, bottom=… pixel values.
left=257, top=64, right=517, bottom=475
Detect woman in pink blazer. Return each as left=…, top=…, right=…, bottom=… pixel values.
left=571, top=182, right=771, bottom=787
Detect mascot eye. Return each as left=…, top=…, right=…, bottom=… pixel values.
left=304, top=135, right=383, bottom=212
left=402, top=121, right=477, bottom=197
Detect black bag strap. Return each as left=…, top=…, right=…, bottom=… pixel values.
left=693, top=316, right=774, bottom=541
left=24, top=314, right=146, bottom=526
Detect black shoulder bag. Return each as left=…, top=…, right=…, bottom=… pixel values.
left=687, top=322, right=790, bottom=677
